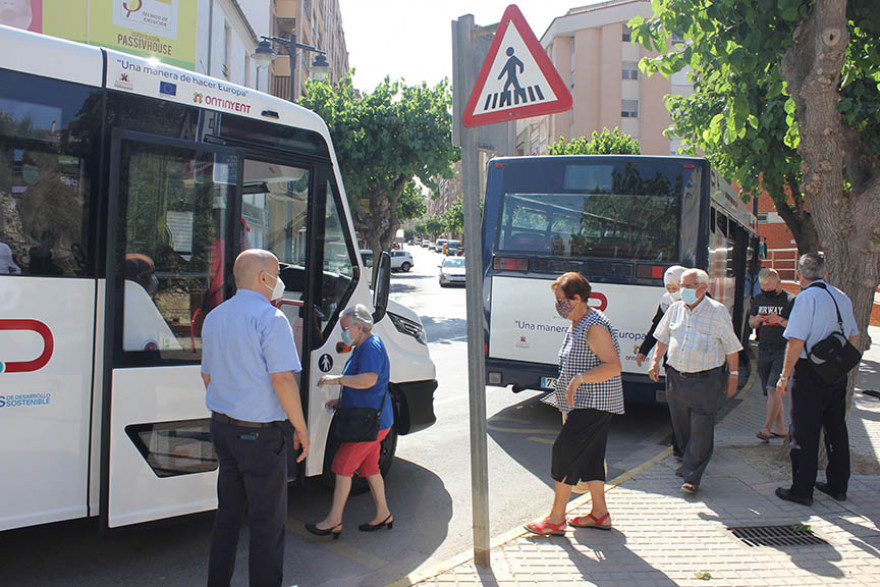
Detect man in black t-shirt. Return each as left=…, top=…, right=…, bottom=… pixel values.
left=748, top=268, right=795, bottom=441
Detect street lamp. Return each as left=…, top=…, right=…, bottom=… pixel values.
left=252, top=33, right=330, bottom=102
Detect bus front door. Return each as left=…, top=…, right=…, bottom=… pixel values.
left=102, top=132, right=239, bottom=528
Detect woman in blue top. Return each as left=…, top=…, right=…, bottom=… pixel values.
left=306, top=304, right=393, bottom=539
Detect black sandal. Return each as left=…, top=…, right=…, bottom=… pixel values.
left=305, top=522, right=342, bottom=540
left=359, top=514, right=393, bottom=532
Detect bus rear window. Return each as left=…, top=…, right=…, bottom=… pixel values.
left=497, top=169, right=687, bottom=261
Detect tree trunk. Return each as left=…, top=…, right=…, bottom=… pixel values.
left=780, top=0, right=880, bottom=411
left=772, top=173, right=820, bottom=255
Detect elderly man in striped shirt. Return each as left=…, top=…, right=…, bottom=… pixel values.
left=648, top=268, right=742, bottom=494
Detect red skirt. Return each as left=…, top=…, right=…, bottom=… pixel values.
left=332, top=427, right=391, bottom=478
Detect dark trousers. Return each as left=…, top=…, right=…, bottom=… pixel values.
left=666, top=367, right=725, bottom=487
left=208, top=419, right=287, bottom=587
left=788, top=359, right=850, bottom=498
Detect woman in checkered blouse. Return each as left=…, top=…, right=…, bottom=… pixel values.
left=524, top=272, right=624, bottom=536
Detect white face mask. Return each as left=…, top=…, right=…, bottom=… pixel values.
left=264, top=272, right=285, bottom=301
left=669, top=290, right=681, bottom=301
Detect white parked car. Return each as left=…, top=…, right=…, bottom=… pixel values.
left=390, top=250, right=414, bottom=272
left=439, top=256, right=466, bottom=287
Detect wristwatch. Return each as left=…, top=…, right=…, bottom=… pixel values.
left=728, top=371, right=739, bottom=375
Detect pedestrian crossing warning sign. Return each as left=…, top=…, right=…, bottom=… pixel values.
left=462, top=4, right=572, bottom=128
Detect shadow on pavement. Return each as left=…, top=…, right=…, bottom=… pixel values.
left=0, top=459, right=452, bottom=587
left=285, top=458, right=453, bottom=587
left=421, top=315, right=467, bottom=344
left=487, top=394, right=676, bottom=492
left=0, top=510, right=216, bottom=587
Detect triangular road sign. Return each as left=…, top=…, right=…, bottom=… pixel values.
left=462, top=4, right=573, bottom=128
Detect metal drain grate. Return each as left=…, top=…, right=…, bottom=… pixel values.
left=728, top=525, right=828, bottom=547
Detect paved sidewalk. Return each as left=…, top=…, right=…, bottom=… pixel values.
left=402, top=327, right=880, bottom=586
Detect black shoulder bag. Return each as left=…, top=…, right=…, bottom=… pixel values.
left=332, top=388, right=386, bottom=443
left=805, top=283, right=862, bottom=384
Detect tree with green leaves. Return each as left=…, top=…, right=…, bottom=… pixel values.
left=632, top=0, right=879, bottom=401
left=396, top=180, right=427, bottom=223
left=441, top=197, right=464, bottom=239
left=424, top=216, right=445, bottom=240
left=298, top=76, right=460, bottom=257
left=548, top=127, right=641, bottom=155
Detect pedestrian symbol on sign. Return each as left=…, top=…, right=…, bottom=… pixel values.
left=462, top=5, right=572, bottom=128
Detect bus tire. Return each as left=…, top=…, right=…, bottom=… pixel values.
left=321, top=425, right=398, bottom=495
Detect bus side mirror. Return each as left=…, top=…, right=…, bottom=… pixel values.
left=372, top=251, right=391, bottom=323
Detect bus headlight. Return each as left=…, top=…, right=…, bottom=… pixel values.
left=388, top=312, right=427, bottom=345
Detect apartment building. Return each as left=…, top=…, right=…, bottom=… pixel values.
left=268, top=0, right=349, bottom=101
left=517, top=0, right=692, bottom=156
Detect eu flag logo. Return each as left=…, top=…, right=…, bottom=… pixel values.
left=160, top=82, right=177, bottom=96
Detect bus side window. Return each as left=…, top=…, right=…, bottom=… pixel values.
left=319, top=181, right=355, bottom=336
left=0, top=72, right=96, bottom=278
left=119, top=144, right=232, bottom=361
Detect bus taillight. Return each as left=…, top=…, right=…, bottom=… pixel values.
left=636, top=265, right=666, bottom=279
left=493, top=257, right=529, bottom=271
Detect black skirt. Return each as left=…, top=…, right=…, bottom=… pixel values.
left=551, top=408, right=613, bottom=485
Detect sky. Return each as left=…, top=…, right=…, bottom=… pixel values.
left=337, top=1, right=606, bottom=91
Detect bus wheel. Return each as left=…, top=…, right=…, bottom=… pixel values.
left=321, top=426, right=398, bottom=495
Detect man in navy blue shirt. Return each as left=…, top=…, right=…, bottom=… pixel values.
left=201, top=248, right=309, bottom=587
left=775, top=253, right=859, bottom=506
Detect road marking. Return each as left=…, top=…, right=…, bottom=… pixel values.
left=486, top=424, right=559, bottom=435
left=285, top=519, right=388, bottom=571
left=526, top=436, right=554, bottom=445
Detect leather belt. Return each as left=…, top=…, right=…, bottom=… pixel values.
left=212, top=411, right=281, bottom=429
left=669, top=366, right=723, bottom=379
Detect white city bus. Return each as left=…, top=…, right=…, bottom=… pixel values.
left=0, top=25, right=436, bottom=532
left=481, top=155, right=759, bottom=403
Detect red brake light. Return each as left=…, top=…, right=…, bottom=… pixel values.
left=636, top=265, right=666, bottom=279
left=493, top=257, right=529, bottom=271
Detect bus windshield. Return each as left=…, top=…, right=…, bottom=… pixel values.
left=495, top=161, right=695, bottom=262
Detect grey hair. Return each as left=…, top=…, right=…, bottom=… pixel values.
left=342, top=303, right=374, bottom=332
left=682, top=268, right=709, bottom=286
left=758, top=267, right=779, bottom=285
left=798, top=252, right=826, bottom=281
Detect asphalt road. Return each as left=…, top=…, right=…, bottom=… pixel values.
left=0, top=244, right=675, bottom=587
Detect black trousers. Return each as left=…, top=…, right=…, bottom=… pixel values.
left=788, top=359, right=850, bottom=498
left=207, top=419, right=287, bottom=587
left=666, top=366, right=725, bottom=487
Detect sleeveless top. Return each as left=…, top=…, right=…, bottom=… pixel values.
left=542, top=309, right=625, bottom=415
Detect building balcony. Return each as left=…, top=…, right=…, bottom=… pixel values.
left=272, top=76, right=291, bottom=101
left=275, top=0, right=296, bottom=19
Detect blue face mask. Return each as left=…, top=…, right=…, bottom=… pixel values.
left=680, top=288, right=699, bottom=305
left=341, top=327, right=354, bottom=346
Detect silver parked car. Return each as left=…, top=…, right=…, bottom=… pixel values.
left=438, top=256, right=466, bottom=287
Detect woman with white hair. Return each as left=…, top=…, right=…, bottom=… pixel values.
left=636, top=265, right=686, bottom=457
left=306, top=304, right=394, bottom=539
left=635, top=265, right=686, bottom=367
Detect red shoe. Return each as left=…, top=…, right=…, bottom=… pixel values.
left=524, top=517, right=567, bottom=536
left=569, top=512, right=612, bottom=531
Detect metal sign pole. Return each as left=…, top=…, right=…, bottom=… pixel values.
left=453, top=14, right=491, bottom=568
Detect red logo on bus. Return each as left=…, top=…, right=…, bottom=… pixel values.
left=0, top=320, right=54, bottom=374
left=589, top=292, right=607, bottom=311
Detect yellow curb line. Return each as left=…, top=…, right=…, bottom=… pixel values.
left=735, top=353, right=759, bottom=400
left=386, top=445, right=674, bottom=587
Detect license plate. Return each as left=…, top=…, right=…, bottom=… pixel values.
left=540, top=377, right=557, bottom=389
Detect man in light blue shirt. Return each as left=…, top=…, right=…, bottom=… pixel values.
left=201, top=248, right=309, bottom=587
left=775, top=253, right=859, bottom=506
